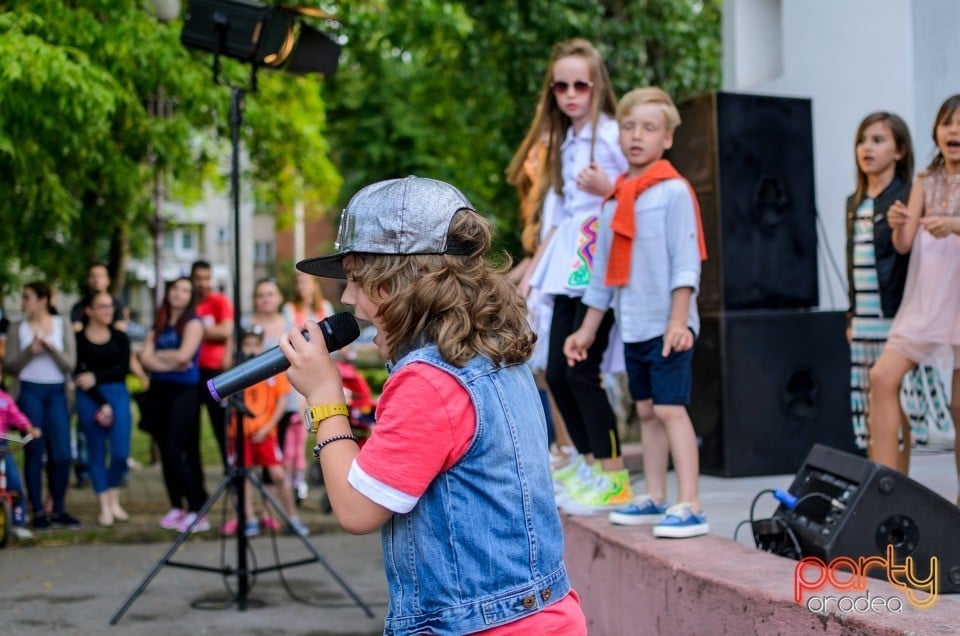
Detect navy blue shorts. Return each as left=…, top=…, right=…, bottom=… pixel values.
left=624, top=335, right=695, bottom=406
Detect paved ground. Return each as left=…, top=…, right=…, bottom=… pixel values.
left=1, top=445, right=956, bottom=634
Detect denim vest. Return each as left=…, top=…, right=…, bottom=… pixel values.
left=382, top=346, right=570, bottom=636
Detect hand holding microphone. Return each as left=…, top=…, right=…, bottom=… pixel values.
left=207, top=313, right=360, bottom=401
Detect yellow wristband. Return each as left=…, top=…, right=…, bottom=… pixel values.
left=303, top=403, right=350, bottom=433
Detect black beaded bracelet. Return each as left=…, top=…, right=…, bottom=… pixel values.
left=313, top=433, right=359, bottom=460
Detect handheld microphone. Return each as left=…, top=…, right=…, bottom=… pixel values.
left=206, top=312, right=360, bottom=401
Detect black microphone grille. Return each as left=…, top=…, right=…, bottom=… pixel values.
left=323, top=312, right=361, bottom=350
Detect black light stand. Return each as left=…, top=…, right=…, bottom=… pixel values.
left=111, top=4, right=369, bottom=623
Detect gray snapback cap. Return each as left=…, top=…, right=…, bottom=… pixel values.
left=297, top=176, right=477, bottom=279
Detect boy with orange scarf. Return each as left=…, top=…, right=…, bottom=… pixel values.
left=564, top=87, right=709, bottom=538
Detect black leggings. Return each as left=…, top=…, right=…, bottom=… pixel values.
left=149, top=381, right=208, bottom=512
left=199, top=368, right=229, bottom=469
left=545, top=295, right=620, bottom=460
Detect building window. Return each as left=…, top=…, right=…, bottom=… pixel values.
left=254, top=240, right=274, bottom=265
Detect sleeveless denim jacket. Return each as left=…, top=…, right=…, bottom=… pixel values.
left=381, top=346, right=570, bottom=636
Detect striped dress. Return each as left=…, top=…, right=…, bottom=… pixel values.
left=850, top=198, right=891, bottom=449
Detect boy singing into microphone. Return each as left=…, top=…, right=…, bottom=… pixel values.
left=280, top=176, right=586, bottom=635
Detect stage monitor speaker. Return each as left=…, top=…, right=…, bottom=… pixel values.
left=691, top=310, right=856, bottom=477
left=779, top=443, right=960, bottom=594
left=669, top=91, right=819, bottom=312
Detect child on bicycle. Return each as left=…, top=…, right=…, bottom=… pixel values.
left=0, top=386, right=42, bottom=539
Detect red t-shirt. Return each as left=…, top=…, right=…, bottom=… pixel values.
left=351, top=362, right=586, bottom=636
left=195, top=292, right=233, bottom=371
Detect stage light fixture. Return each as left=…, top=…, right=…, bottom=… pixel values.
left=181, top=0, right=340, bottom=76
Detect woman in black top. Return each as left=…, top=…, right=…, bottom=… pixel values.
left=74, top=291, right=132, bottom=527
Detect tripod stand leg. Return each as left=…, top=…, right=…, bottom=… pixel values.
left=109, top=470, right=236, bottom=625
left=243, top=470, right=375, bottom=617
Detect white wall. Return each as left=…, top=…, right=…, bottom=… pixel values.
left=912, top=1, right=960, bottom=162
left=723, top=0, right=960, bottom=310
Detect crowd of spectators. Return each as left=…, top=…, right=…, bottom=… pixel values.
left=0, top=261, right=340, bottom=541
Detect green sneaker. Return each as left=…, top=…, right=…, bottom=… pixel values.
left=552, top=455, right=585, bottom=494
left=559, top=469, right=634, bottom=516
left=555, top=459, right=601, bottom=505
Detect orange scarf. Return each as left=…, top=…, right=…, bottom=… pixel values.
left=604, top=159, right=708, bottom=286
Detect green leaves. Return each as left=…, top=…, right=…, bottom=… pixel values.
left=0, top=0, right=720, bottom=294
left=0, top=1, right=341, bottom=293
left=324, top=0, right=721, bottom=257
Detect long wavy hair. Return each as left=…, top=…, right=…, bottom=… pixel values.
left=345, top=211, right=535, bottom=367
left=507, top=38, right=617, bottom=201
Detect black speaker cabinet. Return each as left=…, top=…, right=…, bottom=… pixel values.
left=670, top=91, right=819, bottom=312
left=780, top=444, right=960, bottom=594
left=691, top=310, right=856, bottom=477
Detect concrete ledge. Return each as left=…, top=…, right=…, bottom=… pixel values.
left=563, top=515, right=959, bottom=636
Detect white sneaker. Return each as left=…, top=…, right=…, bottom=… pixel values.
left=288, top=517, right=310, bottom=537
left=159, top=508, right=185, bottom=530
left=176, top=512, right=211, bottom=533
left=549, top=444, right=577, bottom=470
left=13, top=526, right=34, bottom=540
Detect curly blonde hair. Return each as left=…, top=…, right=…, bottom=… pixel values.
left=345, top=211, right=535, bottom=367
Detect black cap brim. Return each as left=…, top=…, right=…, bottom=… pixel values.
left=296, top=253, right=348, bottom=279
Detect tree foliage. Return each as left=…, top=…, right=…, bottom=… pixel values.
left=0, top=0, right=720, bottom=296
left=323, top=0, right=721, bottom=254
left=0, top=0, right=340, bottom=295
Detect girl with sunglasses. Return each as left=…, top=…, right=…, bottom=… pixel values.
left=510, top=38, right=631, bottom=514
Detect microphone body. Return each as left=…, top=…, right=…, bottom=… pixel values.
left=207, top=313, right=360, bottom=401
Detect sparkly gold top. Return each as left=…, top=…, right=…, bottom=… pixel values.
left=922, top=168, right=960, bottom=217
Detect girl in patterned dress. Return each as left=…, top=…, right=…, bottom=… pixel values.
left=845, top=112, right=913, bottom=451
left=869, top=96, right=960, bottom=498
left=512, top=39, right=630, bottom=512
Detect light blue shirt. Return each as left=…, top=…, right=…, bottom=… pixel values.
left=583, top=178, right=702, bottom=342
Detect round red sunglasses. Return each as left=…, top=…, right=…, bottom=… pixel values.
left=551, top=80, right=593, bottom=95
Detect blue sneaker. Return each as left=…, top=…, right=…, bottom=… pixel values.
left=608, top=494, right=668, bottom=526
left=244, top=518, right=260, bottom=537
left=652, top=503, right=709, bottom=538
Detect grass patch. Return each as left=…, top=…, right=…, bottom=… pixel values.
left=358, top=367, right=388, bottom=395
